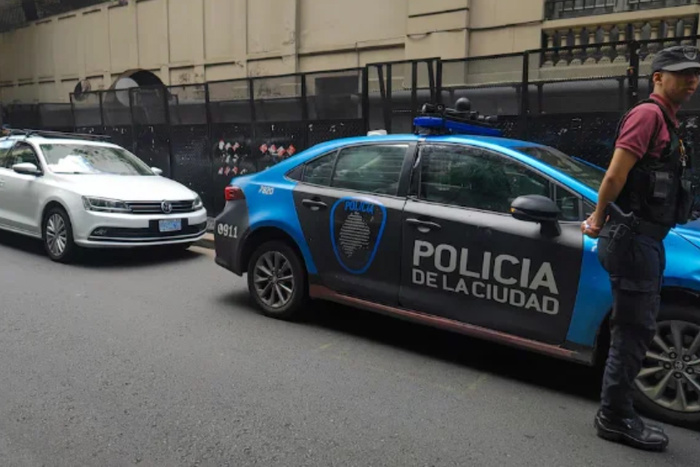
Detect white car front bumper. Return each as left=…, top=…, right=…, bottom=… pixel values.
left=71, top=207, right=208, bottom=248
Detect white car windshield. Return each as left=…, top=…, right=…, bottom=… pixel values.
left=40, top=143, right=154, bottom=175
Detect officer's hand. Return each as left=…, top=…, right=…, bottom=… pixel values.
left=581, top=213, right=604, bottom=238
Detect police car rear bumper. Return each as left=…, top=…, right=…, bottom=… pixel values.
left=214, top=199, right=250, bottom=275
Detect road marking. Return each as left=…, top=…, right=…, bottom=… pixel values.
left=317, top=343, right=334, bottom=350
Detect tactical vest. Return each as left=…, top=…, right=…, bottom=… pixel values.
left=614, top=98, right=694, bottom=227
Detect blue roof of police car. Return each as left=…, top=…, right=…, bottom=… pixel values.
left=264, top=132, right=599, bottom=200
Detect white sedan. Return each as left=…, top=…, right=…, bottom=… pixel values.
left=0, top=130, right=207, bottom=262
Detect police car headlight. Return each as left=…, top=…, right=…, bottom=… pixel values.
left=192, top=195, right=203, bottom=210
left=82, top=197, right=131, bottom=213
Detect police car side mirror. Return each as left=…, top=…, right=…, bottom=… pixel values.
left=510, top=195, right=561, bottom=237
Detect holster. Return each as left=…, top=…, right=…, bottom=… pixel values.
left=676, top=178, right=694, bottom=225
left=602, top=203, right=637, bottom=254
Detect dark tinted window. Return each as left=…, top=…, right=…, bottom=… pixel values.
left=6, top=142, right=40, bottom=168
left=331, top=144, right=407, bottom=195
left=555, top=185, right=581, bottom=221
left=419, top=144, right=550, bottom=213
left=515, top=145, right=604, bottom=191
left=0, top=139, right=16, bottom=168
left=302, top=151, right=336, bottom=186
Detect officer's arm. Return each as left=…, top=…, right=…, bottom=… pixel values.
left=591, top=148, right=639, bottom=222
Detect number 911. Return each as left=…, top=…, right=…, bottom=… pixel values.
left=217, top=223, right=238, bottom=238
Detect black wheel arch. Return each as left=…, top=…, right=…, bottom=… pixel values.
left=41, top=201, right=73, bottom=237
left=238, top=227, right=308, bottom=278
left=592, top=286, right=700, bottom=367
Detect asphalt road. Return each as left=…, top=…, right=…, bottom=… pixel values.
left=1, top=232, right=699, bottom=467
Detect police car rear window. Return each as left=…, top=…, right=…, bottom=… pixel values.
left=515, top=146, right=604, bottom=191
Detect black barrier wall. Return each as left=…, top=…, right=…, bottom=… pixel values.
left=3, top=35, right=700, bottom=216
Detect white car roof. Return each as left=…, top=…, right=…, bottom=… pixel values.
left=0, top=135, right=121, bottom=149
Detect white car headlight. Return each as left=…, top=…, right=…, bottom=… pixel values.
left=192, top=196, right=203, bottom=210
left=82, top=197, right=131, bottom=213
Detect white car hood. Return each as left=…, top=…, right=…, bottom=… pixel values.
left=55, top=174, right=197, bottom=201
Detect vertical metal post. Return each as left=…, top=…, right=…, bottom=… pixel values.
left=627, top=40, right=640, bottom=109
left=411, top=61, right=418, bottom=131
left=69, top=93, right=77, bottom=132
left=162, top=85, right=174, bottom=179
left=129, top=88, right=137, bottom=155
left=435, top=59, right=443, bottom=106
left=519, top=51, right=530, bottom=140
left=301, top=73, right=309, bottom=149
left=386, top=64, right=393, bottom=134
left=248, top=78, right=257, bottom=152
left=98, top=90, right=105, bottom=132
left=361, top=67, right=370, bottom=133
left=204, top=82, right=216, bottom=214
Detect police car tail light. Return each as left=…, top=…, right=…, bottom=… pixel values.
left=225, top=185, right=245, bottom=201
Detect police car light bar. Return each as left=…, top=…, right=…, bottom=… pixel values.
left=414, top=99, right=503, bottom=137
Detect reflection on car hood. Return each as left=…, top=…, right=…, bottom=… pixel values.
left=54, top=174, right=196, bottom=201
left=674, top=219, right=700, bottom=250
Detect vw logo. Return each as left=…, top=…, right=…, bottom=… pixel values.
left=161, top=201, right=173, bottom=214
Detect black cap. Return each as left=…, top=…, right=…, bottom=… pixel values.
left=652, top=45, right=700, bottom=73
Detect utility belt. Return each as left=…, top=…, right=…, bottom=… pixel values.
left=604, top=203, right=671, bottom=247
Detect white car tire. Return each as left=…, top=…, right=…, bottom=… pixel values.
left=43, top=206, right=77, bottom=263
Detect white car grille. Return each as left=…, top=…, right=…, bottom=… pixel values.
left=126, top=200, right=195, bottom=215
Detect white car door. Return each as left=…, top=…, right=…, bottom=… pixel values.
left=0, top=142, right=44, bottom=235
left=0, top=139, right=19, bottom=230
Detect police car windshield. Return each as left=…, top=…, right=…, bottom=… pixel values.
left=515, top=145, right=604, bottom=191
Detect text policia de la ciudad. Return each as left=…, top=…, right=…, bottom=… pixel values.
left=412, top=240, right=560, bottom=315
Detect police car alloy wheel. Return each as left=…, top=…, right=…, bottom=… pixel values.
left=43, top=206, right=77, bottom=263
left=247, top=240, right=307, bottom=319
left=634, top=305, right=700, bottom=427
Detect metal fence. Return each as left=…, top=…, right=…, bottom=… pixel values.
left=5, top=35, right=700, bottom=215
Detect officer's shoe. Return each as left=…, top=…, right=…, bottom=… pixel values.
left=594, top=410, right=669, bottom=452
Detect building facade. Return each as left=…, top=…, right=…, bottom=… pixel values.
left=0, top=0, right=698, bottom=104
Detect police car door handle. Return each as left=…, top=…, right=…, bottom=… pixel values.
left=406, top=218, right=441, bottom=231
left=302, top=199, right=327, bottom=210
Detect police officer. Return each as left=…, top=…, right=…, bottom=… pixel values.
left=582, top=45, right=700, bottom=451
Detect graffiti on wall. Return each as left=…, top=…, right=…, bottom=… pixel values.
left=214, top=138, right=298, bottom=178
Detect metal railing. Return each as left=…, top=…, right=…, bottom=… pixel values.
left=545, top=0, right=700, bottom=20
left=5, top=35, right=700, bottom=215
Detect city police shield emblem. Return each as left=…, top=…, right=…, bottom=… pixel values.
left=330, top=197, right=387, bottom=274
left=684, top=46, right=698, bottom=61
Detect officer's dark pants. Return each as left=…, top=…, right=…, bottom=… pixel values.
left=597, top=226, right=666, bottom=419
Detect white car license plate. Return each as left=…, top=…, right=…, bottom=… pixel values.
left=159, top=219, right=182, bottom=232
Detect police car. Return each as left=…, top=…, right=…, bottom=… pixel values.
left=214, top=101, right=700, bottom=427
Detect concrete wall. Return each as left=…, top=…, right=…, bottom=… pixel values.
left=1, top=0, right=698, bottom=104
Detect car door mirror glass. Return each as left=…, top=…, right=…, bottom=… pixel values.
left=12, top=162, right=41, bottom=176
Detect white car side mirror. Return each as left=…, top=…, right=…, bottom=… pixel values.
left=13, top=162, right=41, bottom=176
left=151, top=167, right=163, bottom=176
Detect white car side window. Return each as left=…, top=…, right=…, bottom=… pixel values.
left=0, top=140, right=16, bottom=168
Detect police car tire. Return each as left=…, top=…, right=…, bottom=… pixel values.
left=633, top=304, right=700, bottom=429
left=247, top=240, right=307, bottom=320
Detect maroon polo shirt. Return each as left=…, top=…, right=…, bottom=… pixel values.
left=615, top=93, right=680, bottom=160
